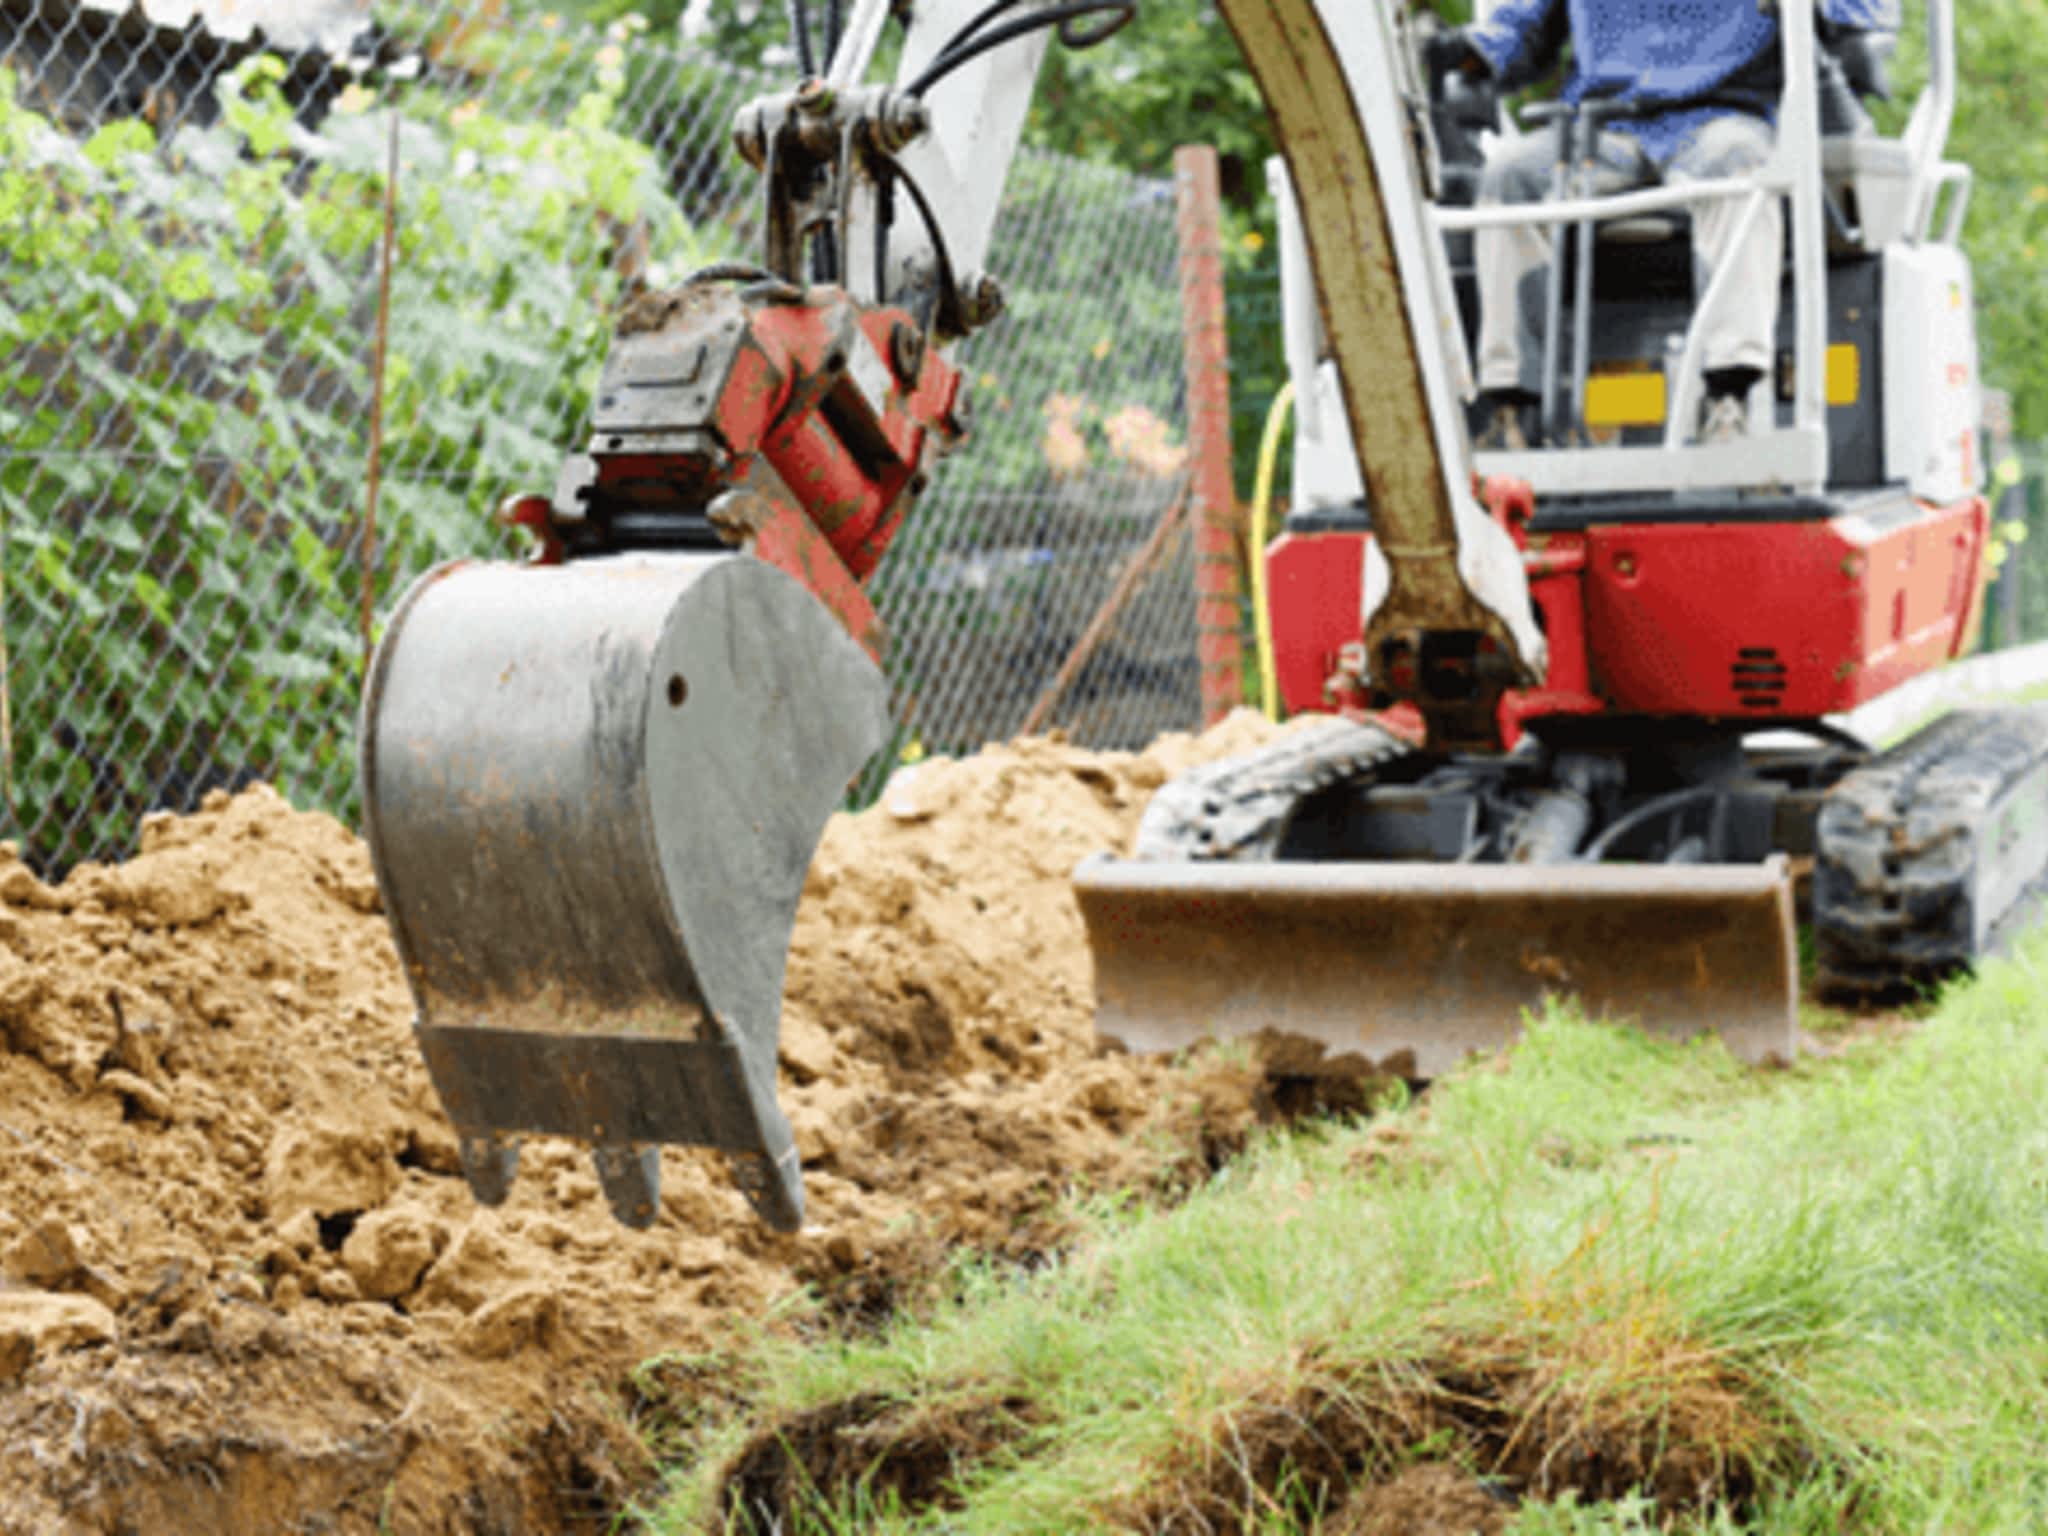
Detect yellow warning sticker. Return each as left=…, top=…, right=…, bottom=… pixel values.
left=1826, top=343, right=1861, bottom=407
left=1583, top=371, right=1667, bottom=428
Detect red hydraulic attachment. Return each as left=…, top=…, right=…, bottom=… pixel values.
left=507, top=275, right=968, bottom=656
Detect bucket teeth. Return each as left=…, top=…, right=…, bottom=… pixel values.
left=730, top=1147, right=806, bottom=1232
left=458, top=1133, right=521, bottom=1208
left=593, top=1145, right=663, bottom=1229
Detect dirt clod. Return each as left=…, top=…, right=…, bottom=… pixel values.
left=341, top=1204, right=447, bottom=1301
left=0, top=1291, right=117, bottom=1372
left=724, top=1391, right=1045, bottom=1528
left=457, top=1284, right=564, bottom=1360
left=4, top=1218, right=86, bottom=1288
left=1324, top=1462, right=1510, bottom=1536
left=0, top=717, right=1292, bottom=1532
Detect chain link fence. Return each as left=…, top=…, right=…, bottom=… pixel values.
left=0, top=0, right=1201, bottom=870
left=1986, top=442, right=2048, bottom=653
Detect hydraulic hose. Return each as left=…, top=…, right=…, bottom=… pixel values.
left=1248, top=379, right=1294, bottom=722
left=905, top=0, right=1134, bottom=97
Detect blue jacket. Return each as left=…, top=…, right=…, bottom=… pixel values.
left=1467, top=0, right=1900, bottom=162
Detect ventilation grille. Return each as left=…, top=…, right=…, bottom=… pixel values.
left=1733, top=646, right=1787, bottom=710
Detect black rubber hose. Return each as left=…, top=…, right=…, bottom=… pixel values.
left=686, top=261, right=781, bottom=285
left=686, top=262, right=804, bottom=302
left=1578, top=785, right=1720, bottom=863
left=787, top=0, right=817, bottom=77
left=930, top=0, right=1035, bottom=66
left=934, top=0, right=1131, bottom=58
left=1058, top=0, right=1133, bottom=47
left=883, top=153, right=962, bottom=329
left=871, top=165, right=896, bottom=301
left=906, top=0, right=1135, bottom=98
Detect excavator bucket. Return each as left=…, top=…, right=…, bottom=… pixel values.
left=1073, top=856, right=1799, bottom=1077
left=361, top=554, right=886, bottom=1230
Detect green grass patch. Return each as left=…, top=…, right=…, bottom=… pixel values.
left=644, top=936, right=2048, bottom=1533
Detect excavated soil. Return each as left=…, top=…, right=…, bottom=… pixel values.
left=720, top=1388, right=1048, bottom=1526
left=0, top=713, right=1292, bottom=1535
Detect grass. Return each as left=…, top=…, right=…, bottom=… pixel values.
left=642, top=932, right=2048, bottom=1533
left=1870, top=669, right=2048, bottom=749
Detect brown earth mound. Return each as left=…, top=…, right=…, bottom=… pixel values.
left=0, top=713, right=1286, bottom=1534
left=721, top=1388, right=1046, bottom=1527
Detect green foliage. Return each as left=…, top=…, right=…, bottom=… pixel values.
left=1866, top=10, right=2030, bottom=428
left=0, top=52, right=693, bottom=861
left=1936, top=1, right=2048, bottom=437
left=1029, top=2, right=1266, bottom=210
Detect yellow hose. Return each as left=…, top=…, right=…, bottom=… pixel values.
left=1248, top=379, right=1295, bottom=721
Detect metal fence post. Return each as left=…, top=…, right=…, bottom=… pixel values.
left=1986, top=389, right=2021, bottom=650
left=1173, top=144, right=1243, bottom=726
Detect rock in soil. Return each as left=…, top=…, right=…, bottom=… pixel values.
left=0, top=1291, right=117, bottom=1382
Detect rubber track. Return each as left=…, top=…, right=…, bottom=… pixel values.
left=1814, top=704, right=2048, bottom=995
left=1133, top=716, right=1416, bottom=861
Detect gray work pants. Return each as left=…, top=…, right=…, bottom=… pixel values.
left=1473, top=112, right=1782, bottom=395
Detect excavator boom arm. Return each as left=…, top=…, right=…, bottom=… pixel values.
left=810, top=0, right=1544, bottom=728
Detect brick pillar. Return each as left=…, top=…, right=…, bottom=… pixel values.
left=1173, top=143, right=1243, bottom=726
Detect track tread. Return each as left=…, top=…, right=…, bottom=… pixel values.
left=1133, top=715, right=1415, bottom=861
left=1814, top=704, right=2048, bottom=996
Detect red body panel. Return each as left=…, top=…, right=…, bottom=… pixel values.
left=1268, top=492, right=1990, bottom=732
left=1578, top=503, right=1986, bottom=716
left=1269, top=525, right=1366, bottom=715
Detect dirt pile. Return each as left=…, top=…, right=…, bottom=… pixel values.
left=0, top=713, right=1283, bottom=1533
left=720, top=1388, right=1046, bottom=1527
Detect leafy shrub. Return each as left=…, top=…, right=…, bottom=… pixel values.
left=0, top=52, right=699, bottom=863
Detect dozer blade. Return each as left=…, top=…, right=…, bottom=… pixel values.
left=1074, top=856, right=1798, bottom=1077
left=361, top=553, right=886, bottom=1230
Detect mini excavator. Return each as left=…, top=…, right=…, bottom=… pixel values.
left=361, top=0, right=2044, bottom=1229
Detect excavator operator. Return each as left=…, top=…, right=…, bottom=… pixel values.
left=1434, top=0, right=1899, bottom=450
